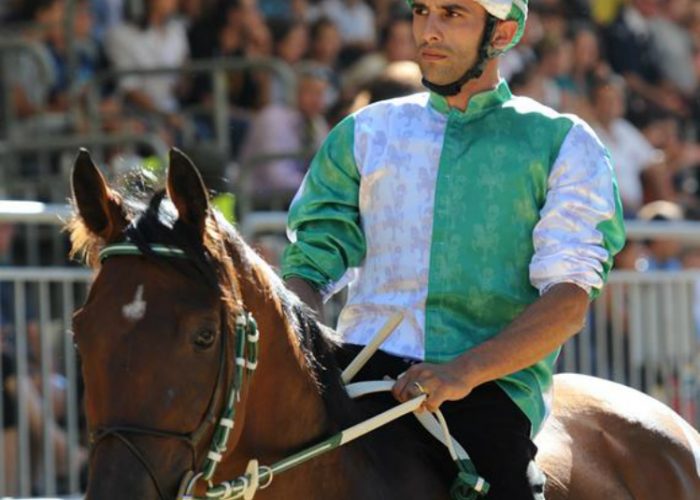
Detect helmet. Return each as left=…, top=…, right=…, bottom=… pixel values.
left=406, top=0, right=528, bottom=51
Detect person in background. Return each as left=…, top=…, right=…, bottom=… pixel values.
left=239, top=63, right=331, bottom=208
left=637, top=200, right=685, bottom=271
left=590, top=74, right=673, bottom=217
left=104, top=0, right=190, bottom=141
left=316, top=0, right=377, bottom=51
left=341, top=14, right=416, bottom=95
left=307, top=17, right=343, bottom=106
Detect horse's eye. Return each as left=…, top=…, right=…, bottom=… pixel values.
left=193, top=329, right=216, bottom=349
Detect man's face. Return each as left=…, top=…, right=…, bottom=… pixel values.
left=297, top=77, right=328, bottom=118
left=386, top=20, right=417, bottom=62
left=593, top=84, right=625, bottom=123
left=411, top=0, right=488, bottom=85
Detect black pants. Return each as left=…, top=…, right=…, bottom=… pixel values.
left=336, top=344, right=545, bottom=500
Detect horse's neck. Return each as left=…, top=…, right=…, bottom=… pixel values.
left=228, top=252, right=331, bottom=457
left=218, top=243, right=446, bottom=498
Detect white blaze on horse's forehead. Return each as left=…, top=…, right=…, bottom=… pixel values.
left=122, top=284, right=147, bottom=322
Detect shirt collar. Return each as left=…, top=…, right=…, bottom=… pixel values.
left=429, top=79, right=513, bottom=117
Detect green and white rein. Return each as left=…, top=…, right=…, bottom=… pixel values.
left=98, top=243, right=488, bottom=500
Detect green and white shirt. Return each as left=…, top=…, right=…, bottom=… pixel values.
left=282, top=80, right=625, bottom=435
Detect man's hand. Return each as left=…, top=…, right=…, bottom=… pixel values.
left=391, top=283, right=589, bottom=413
left=392, top=359, right=475, bottom=412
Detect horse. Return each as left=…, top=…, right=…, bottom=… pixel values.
left=69, top=148, right=700, bottom=499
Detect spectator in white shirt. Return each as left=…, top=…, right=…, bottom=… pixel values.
left=591, top=74, right=673, bottom=216
left=317, top=0, right=376, bottom=49
left=105, top=0, right=189, bottom=126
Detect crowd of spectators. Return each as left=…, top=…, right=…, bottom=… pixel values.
left=3, top=0, right=700, bottom=222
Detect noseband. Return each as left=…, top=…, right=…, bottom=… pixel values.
left=90, top=242, right=258, bottom=500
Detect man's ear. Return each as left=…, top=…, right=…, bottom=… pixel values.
left=492, top=19, right=519, bottom=52
left=71, top=148, right=128, bottom=242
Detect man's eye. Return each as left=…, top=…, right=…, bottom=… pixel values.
left=413, top=6, right=428, bottom=15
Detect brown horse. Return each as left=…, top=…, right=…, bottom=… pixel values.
left=69, top=148, right=700, bottom=499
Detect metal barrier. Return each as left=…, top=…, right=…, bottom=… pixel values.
left=560, top=271, right=700, bottom=426
left=0, top=202, right=72, bottom=267
left=2, top=202, right=700, bottom=497
left=0, top=133, right=168, bottom=202
left=0, top=267, right=92, bottom=497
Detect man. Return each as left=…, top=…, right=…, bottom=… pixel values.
left=282, top=1, right=625, bottom=499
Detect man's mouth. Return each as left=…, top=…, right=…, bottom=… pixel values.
left=420, top=50, right=448, bottom=61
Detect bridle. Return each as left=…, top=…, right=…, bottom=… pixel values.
left=89, top=242, right=259, bottom=500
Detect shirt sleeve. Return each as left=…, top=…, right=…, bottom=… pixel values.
left=529, top=120, right=626, bottom=298
left=281, top=114, right=366, bottom=294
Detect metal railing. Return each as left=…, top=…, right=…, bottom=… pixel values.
left=560, top=271, right=700, bottom=426
left=0, top=267, right=92, bottom=497
left=3, top=204, right=700, bottom=497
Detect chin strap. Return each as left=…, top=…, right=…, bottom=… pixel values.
left=422, top=15, right=499, bottom=97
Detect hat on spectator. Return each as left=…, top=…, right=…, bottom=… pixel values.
left=406, top=0, right=528, bottom=50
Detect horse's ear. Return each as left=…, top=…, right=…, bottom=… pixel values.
left=71, top=148, right=127, bottom=242
left=167, top=148, right=209, bottom=236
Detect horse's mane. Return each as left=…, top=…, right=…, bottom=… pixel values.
left=68, top=186, right=363, bottom=433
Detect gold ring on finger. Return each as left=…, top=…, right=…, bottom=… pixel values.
left=412, top=381, right=428, bottom=395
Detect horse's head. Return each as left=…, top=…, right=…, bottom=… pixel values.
left=71, top=149, right=250, bottom=499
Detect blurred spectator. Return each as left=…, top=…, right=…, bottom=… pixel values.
left=349, top=60, right=422, bottom=111
left=269, top=17, right=309, bottom=66
left=342, top=15, right=414, bottom=97
left=315, top=0, right=376, bottom=50
left=240, top=64, right=330, bottom=207
left=529, top=35, right=568, bottom=111
left=641, top=111, right=700, bottom=218
left=533, top=1, right=568, bottom=40
left=603, top=0, right=686, bottom=120
left=90, top=0, right=126, bottom=40
left=590, top=74, right=673, bottom=216
left=104, top=0, right=190, bottom=139
left=499, top=6, right=541, bottom=81
left=308, top=17, right=343, bottom=104
left=563, top=23, right=610, bottom=120
left=614, top=241, right=652, bottom=272
left=187, top=0, right=269, bottom=108
left=263, top=17, right=310, bottom=104
left=308, top=17, right=342, bottom=69
left=259, top=0, right=315, bottom=19
left=650, top=0, right=697, bottom=97
left=186, top=0, right=269, bottom=155
left=637, top=201, right=685, bottom=270
left=6, top=0, right=73, bottom=132
left=590, top=0, right=625, bottom=26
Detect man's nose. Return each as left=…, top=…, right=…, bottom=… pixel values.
left=422, top=14, right=443, bottom=44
